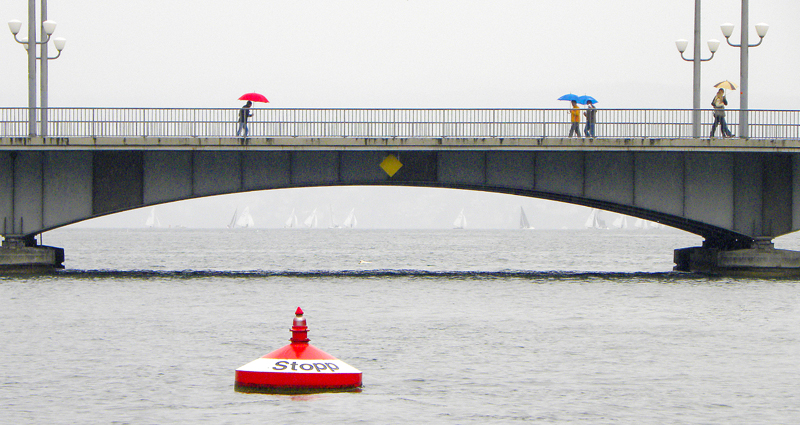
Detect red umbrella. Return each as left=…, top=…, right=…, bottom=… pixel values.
left=238, top=92, right=269, bottom=103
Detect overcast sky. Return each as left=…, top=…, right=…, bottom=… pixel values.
left=3, top=0, right=798, bottom=109
left=3, top=0, right=798, bottom=229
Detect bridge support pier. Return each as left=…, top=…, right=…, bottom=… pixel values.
left=0, top=236, right=64, bottom=273
left=674, top=238, right=800, bottom=277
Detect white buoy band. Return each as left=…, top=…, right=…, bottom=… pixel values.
left=237, top=358, right=361, bottom=374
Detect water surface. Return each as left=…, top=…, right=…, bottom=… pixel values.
left=1, top=229, right=798, bottom=423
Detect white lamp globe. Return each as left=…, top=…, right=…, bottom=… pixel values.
left=720, top=23, right=735, bottom=38
left=53, top=37, right=66, bottom=51
left=8, top=19, right=22, bottom=35
left=755, top=23, right=769, bottom=38
left=42, top=20, right=57, bottom=35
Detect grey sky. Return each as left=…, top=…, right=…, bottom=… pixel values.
left=3, top=0, right=798, bottom=109
left=3, top=1, right=798, bottom=229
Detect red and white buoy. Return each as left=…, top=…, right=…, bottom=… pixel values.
left=235, top=307, right=362, bottom=394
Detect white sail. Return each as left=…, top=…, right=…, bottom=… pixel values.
left=303, top=209, right=318, bottom=228
left=612, top=214, right=629, bottom=229
left=585, top=209, right=607, bottom=229
left=584, top=209, right=597, bottom=228
left=227, top=208, right=238, bottom=229
left=329, top=205, right=339, bottom=228
left=453, top=209, right=467, bottom=229
left=235, top=207, right=255, bottom=228
left=634, top=218, right=662, bottom=230
left=342, top=208, right=357, bottom=228
left=284, top=209, right=298, bottom=228
left=145, top=207, right=161, bottom=228
left=519, top=206, right=533, bottom=229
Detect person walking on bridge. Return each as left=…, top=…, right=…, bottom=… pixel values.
left=710, top=89, right=733, bottom=138
left=568, top=100, right=581, bottom=137
left=583, top=100, right=597, bottom=138
left=236, top=101, right=253, bottom=139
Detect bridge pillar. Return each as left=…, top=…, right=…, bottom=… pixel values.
left=0, top=235, right=64, bottom=273
left=674, top=238, right=800, bottom=277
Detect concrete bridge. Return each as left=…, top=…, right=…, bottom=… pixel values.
left=3, top=107, right=800, bottom=275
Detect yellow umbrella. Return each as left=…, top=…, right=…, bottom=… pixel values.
left=714, top=80, right=738, bottom=90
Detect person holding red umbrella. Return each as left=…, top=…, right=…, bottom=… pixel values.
left=236, top=101, right=253, bottom=139
left=235, top=93, right=269, bottom=141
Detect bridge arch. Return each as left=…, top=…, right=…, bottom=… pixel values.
left=3, top=149, right=784, bottom=250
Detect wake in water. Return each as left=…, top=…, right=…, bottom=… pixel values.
left=18, top=269, right=720, bottom=282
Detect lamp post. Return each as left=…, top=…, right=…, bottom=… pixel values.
left=675, top=0, right=719, bottom=138
left=720, top=0, right=769, bottom=139
left=7, top=0, right=66, bottom=137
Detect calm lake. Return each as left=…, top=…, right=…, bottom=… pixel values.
left=1, top=228, right=798, bottom=424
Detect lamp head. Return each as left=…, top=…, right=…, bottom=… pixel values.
left=707, top=39, right=720, bottom=53
left=8, top=19, right=22, bottom=35
left=53, top=37, right=66, bottom=51
left=755, top=23, right=769, bottom=38
left=42, top=20, right=57, bottom=35
left=675, top=39, right=688, bottom=53
left=720, top=23, right=735, bottom=38
left=20, top=37, right=29, bottom=50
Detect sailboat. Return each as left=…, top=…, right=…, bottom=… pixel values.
left=235, top=207, right=255, bottom=228
left=226, top=208, right=238, bottom=229
left=634, top=218, right=662, bottom=230
left=145, top=207, right=161, bottom=228
left=342, top=208, right=357, bottom=228
left=519, top=206, right=534, bottom=229
left=303, top=209, right=318, bottom=228
left=284, top=209, right=299, bottom=228
left=453, top=209, right=467, bottom=229
left=612, top=214, right=630, bottom=229
left=328, top=205, right=340, bottom=228
left=584, top=209, right=608, bottom=229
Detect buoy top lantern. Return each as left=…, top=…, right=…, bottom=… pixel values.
left=291, top=307, right=309, bottom=343
left=235, top=307, right=362, bottom=394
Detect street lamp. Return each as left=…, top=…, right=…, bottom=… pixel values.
left=675, top=38, right=719, bottom=58
left=674, top=0, right=719, bottom=138
left=16, top=35, right=66, bottom=58
left=7, top=0, right=66, bottom=137
left=720, top=0, right=769, bottom=139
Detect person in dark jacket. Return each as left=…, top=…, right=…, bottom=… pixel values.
left=236, top=101, right=253, bottom=138
left=583, top=100, right=597, bottom=138
left=710, top=89, right=734, bottom=138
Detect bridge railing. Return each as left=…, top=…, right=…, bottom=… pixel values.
left=1, top=107, right=799, bottom=139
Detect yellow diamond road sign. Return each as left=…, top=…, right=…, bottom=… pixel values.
left=380, top=154, right=403, bottom=177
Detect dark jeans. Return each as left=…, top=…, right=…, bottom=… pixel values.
left=584, top=121, right=595, bottom=138
left=710, top=115, right=732, bottom=137
left=236, top=121, right=249, bottom=137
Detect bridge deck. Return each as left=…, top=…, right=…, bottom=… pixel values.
left=3, top=136, right=800, bottom=152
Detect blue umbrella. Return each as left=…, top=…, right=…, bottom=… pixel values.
left=577, top=95, right=598, bottom=105
left=558, top=93, right=580, bottom=102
